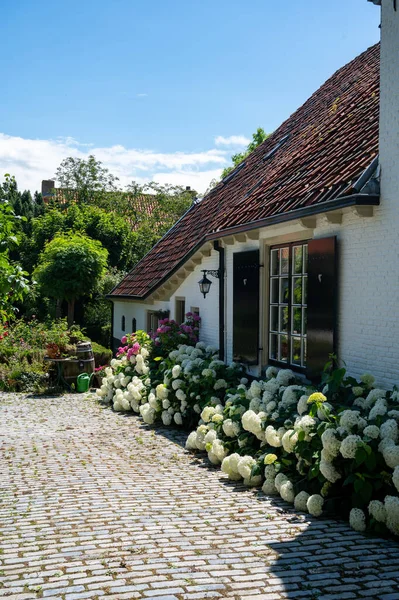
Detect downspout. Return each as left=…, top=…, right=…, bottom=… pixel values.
left=214, top=241, right=225, bottom=361
left=110, top=300, right=115, bottom=355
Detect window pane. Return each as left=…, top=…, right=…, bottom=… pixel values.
left=270, top=306, right=278, bottom=332
left=302, top=308, right=307, bottom=335
left=280, top=247, right=289, bottom=275
left=280, top=278, right=289, bottom=304
left=271, top=249, right=279, bottom=276
left=292, top=307, right=302, bottom=335
left=269, top=334, right=278, bottom=360
left=303, top=244, right=308, bottom=274
left=279, top=306, right=288, bottom=333
left=303, top=276, right=308, bottom=304
left=293, top=246, right=303, bottom=274
left=270, top=278, right=279, bottom=304
left=279, top=335, right=288, bottom=362
left=291, top=337, right=302, bottom=365
left=292, top=277, right=302, bottom=305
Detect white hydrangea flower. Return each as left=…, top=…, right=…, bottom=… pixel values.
left=339, top=410, right=366, bottom=432
left=307, top=494, right=324, bottom=517
left=140, top=403, right=156, bottom=424
left=294, top=491, right=310, bottom=512
left=175, top=389, right=187, bottom=402
left=369, top=398, right=388, bottom=421
left=368, top=500, right=387, bottom=523
left=363, top=425, right=380, bottom=439
left=162, top=411, right=172, bottom=426
left=262, top=478, right=277, bottom=495
left=360, top=373, right=375, bottom=388
left=266, top=366, right=278, bottom=379
left=156, top=384, right=169, bottom=400
left=380, top=419, right=399, bottom=443
left=280, top=480, right=295, bottom=503
left=264, top=378, right=280, bottom=394
left=171, top=364, right=182, bottom=378
left=173, top=412, right=183, bottom=425
left=294, top=415, right=317, bottom=437
left=340, top=435, right=362, bottom=459
left=212, top=413, right=224, bottom=424
left=276, top=369, right=295, bottom=386
left=221, top=453, right=242, bottom=480
left=222, top=419, right=240, bottom=438
left=297, top=395, right=309, bottom=416
left=214, top=379, right=228, bottom=391
left=317, top=402, right=333, bottom=421
left=388, top=410, right=399, bottom=421
left=265, top=425, right=283, bottom=448
left=201, top=406, right=216, bottom=423
left=207, top=439, right=227, bottom=464
left=319, top=451, right=341, bottom=483
left=281, top=386, right=305, bottom=409
left=171, top=379, right=183, bottom=391
left=352, top=386, right=364, bottom=397
left=243, top=474, right=263, bottom=487
left=349, top=508, right=366, bottom=532
left=274, top=472, right=288, bottom=492
left=321, top=428, right=341, bottom=457
left=382, top=441, right=399, bottom=469
left=204, top=430, right=217, bottom=444
left=237, top=455, right=257, bottom=479
left=282, top=429, right=299, bottom=454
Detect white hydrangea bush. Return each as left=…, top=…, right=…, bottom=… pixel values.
left=96, top=335, right=151, bottom=414
left=186, top=364, right=399, bottom=538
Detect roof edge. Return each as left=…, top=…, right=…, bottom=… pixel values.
left=205, top=193, right=380, bottom=241
left=109, top=192, right=379, bottom=301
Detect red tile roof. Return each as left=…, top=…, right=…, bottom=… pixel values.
left=111, top=43, right=379, bottom=299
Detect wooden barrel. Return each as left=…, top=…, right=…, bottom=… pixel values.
left=61, top=342, right=95, bottom=387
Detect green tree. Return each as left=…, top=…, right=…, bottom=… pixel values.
left=33, top=191, right=45, bottom=217
left=0, top=196, right=29, bottom=322
left=33, top=233, right=108, bottom=326
left=221, top=127, right=270, bottom=180
left=55, top=155, right=119, bottom=207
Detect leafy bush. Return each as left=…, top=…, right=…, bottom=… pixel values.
left=98, top=333, right=399, bottom=539
left=0, top=318, right=87, bottom=392
left=149, top=313, right=201, bottom=358
left=91, top=342, right=112, bottom=366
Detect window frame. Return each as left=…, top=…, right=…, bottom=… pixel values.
left=146, top=310, right=159, bottom=334
left=175, top=297, right=186, bottom=325
left=268, top=240, right=308, bottom=372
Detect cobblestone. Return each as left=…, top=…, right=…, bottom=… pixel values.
left=0, top=392, right=398, bottom=600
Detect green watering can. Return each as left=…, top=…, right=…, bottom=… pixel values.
left=76, top=372, right=94, bottom=393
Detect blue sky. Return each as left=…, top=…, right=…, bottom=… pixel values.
left=0, top=0, right=380, bottom=193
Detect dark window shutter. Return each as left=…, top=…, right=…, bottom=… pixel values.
left=132, top=318, right=137, bottom=333
left=233, top=250, right=260, bottom=365
left=306, top=237, right=337, bottom=378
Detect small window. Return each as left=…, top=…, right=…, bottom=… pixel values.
left=121, top=315, right=126, bottom=332
left=191, top=307, right=200, bottom=316
left=147, top=311, right=159, bottom=333
left=132, top=318, right=137, bottom=333
left=268, top=241, right=308, bottom=369
left=175, top=298, right=186, bottom=324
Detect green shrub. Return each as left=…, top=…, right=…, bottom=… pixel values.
left=91, top=342, right=112, bottom=366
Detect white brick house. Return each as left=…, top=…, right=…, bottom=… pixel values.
left=110, top=1, right=398, bottom=386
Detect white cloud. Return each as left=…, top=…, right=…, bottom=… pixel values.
left=0, top=132, right=236, bottom=195
left=214, top=134, right=250, bottom=147
left=136, top=93, right=148, bottom=97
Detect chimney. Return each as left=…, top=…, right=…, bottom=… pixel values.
left=42, top=180, right=55, bottom=198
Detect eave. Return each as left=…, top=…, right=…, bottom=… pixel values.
left=108, top=192, right=379, bottom=302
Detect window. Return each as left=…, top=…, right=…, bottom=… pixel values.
left=269, top=242, right=308, bottom=368
left=175, top=298, right=186, bottom=324
left=132, top=318, right=137, bottom=333
left=147, top=311, right=159, bottom=333
left=191, top=307, right=200, bottom=316
left=121, top=315, right=126, bottom=332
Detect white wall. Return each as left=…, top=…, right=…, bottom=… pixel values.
left=113, top=248, right=221, bottom=349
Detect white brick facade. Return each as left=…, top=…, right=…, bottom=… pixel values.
left=113, top=2, right=399, bottom=386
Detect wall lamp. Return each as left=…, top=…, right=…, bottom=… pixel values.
left=198, top=269, right=220, bottom=298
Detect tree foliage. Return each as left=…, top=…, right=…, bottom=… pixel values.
left=221, top=127, right=270, bottom=180
left=33, top=233, right=108, bottom=325
left=0, top=193, right=29, bottom=322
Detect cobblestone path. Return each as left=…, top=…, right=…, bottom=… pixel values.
left=1, top=393, right=399, bottom=600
